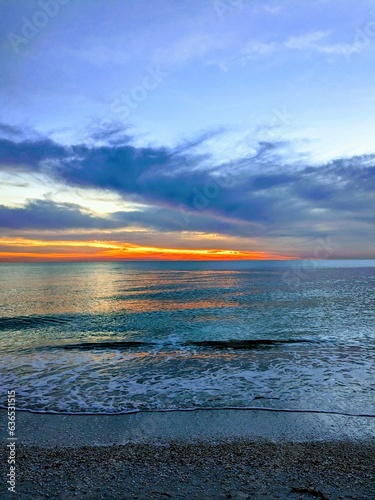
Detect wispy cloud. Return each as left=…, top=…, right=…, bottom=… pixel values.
left=242, top=41, right=277, bottom=56
left=240, top=30, right=371, bottom=59
left=285, top=31, right=331, bottom=50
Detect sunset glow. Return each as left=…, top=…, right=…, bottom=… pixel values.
left=1, top=0, right=374, bottom=260
left=0, top=238, right=293, bottom=262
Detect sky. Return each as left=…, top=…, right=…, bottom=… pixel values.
left=0, top=0, right=374, bottom=261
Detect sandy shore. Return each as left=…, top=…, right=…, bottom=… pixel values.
left=1, top=409, right=374, bottom=498
left=1, top=440, right=374, bottom=499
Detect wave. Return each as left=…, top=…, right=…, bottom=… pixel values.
left=0, top=315, right=72, bottom=330
left=31, top=338, right=315, bottom=352
left=60, top=340, right=152, bottom=350
left=188, top=339, right=314, bottom=349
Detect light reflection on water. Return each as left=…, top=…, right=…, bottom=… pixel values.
left=0, top=261, right=374, bottom=414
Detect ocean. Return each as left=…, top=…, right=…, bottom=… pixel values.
left=0, top=261, right=374, bottom=415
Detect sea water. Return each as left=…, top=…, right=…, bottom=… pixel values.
left=0, top=261, right=374, bottom=415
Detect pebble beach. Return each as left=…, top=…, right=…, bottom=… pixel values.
left=3, top=440, right=374, bottom=499
left=1, top=409, right=374, bottom=499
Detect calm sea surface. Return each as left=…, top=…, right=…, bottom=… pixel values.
left=0, top=261, right=374, bottom=414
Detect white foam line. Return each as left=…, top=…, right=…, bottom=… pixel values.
left=1, top=405, right=374, bottom=418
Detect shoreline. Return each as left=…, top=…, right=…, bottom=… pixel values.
left=1, top=407, right=374, bottom=447
left=1, top=409, right=374, bottom=498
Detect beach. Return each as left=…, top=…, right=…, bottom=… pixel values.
left=8, top=439, right=374, bottom=499
left=1, top=262, right=374, bottom=497
left=2, top=0, right=375, bottom=493
left=1, top=409, right=374, bottom=499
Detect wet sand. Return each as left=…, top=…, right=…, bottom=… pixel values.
left=1, top=409, right=374, bottom=499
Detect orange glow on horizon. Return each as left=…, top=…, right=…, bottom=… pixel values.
left=0, top=237, right=295, bottom=262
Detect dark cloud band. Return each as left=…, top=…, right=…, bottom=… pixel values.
left=0, top=125, right=374, bottom=252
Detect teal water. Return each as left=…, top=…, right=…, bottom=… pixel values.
left=0, top=261, right=374, bottom=414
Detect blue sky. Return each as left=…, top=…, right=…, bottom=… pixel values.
left=0, top=0, right=374, bottom=260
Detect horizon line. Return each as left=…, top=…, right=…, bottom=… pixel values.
left=1, top=258, right=375, bottom=264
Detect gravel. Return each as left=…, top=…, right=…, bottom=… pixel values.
left=1, top=440, right=374, bottom=499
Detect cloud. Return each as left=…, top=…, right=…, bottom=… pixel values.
left=285, top=31, right=331, bottom=50
left=83, top=121, right=133, bottom=147
left=284, top=31, right=366, bottom=57
left=242, top=41, right=277, bottom=56
left=152, top=33, right=226, bottom=66
left=263, top=5, right=281, bottom=15
left=0, top=124, right=374, bottom=256
left=241, top=30, right=368, bottom=60
left=0, top=200, right=115, bottom=230
left=0, top=123, right=26, bottom=138
left=0, top=137, right=67, bottom=171
left=0, top=198, right=261, bottom=241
